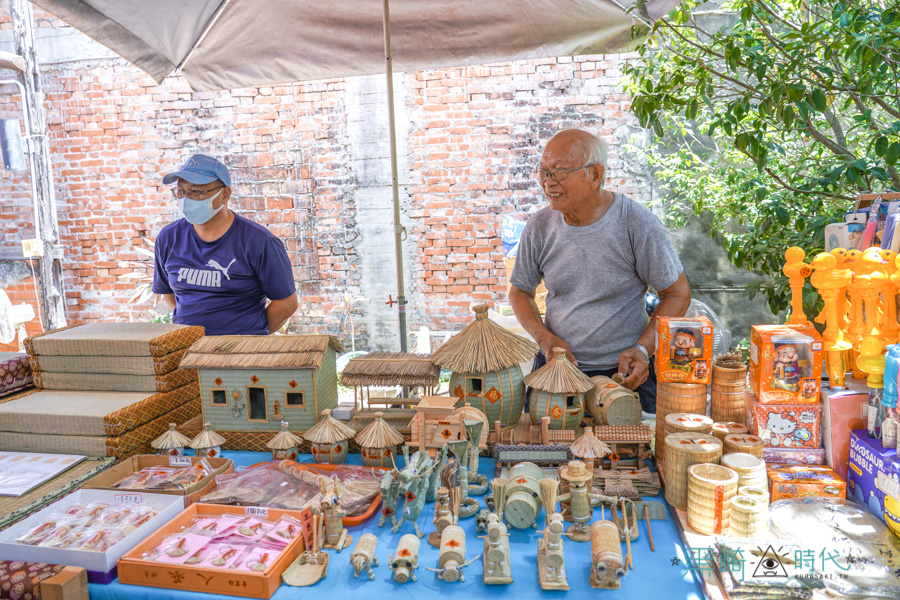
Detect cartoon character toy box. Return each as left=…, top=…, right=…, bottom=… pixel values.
left=747, top=401, right=822, bottom=449
left=847, top=429, right=900, bottom=540
left=767, top=464, right=846, bottom=501
left=656, top=316, right=714, bottom=384
left=749, top=324, right=823, bottom=404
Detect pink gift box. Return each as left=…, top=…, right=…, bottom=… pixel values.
left=821, top=387, right=868, bottom=481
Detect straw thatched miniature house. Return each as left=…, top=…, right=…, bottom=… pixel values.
left=179, top=335, right=344, bottom=433
left=430, top=304, right=538, bottom=428
left=302, top=409, right=356, bottom=464
left=355, top=411, right=404, bottom=467
left=524, top=348, right=594, bottom=430
left=152, top=422, right=193, bottom=456
left=191, top=422, right=226, bottom=458
left=267, top=421, right=303, bottom=461
left=570, top=428, right=611, bottom=473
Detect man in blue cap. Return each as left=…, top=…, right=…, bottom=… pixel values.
left=152, top=154, right=298, bottom=335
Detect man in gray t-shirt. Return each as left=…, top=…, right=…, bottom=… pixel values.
left=509, top=129, right=692, bottom=412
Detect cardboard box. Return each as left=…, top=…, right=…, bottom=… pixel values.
left=118, top=504, right=310, bottom=599
left=750, top=324, right=823, bottom=404
left=0, top=489, right=184, bottom=584
left=748, top=401, right=822, bottom=449
left=847, top=429, right=900, bottom=539
left=656, top=317, right=714, bottom=384
left=41, top=566, right=88, bottom=600
left=821, top=387, right=869, bottom=481
left=80, top=454, right=233, bottom=507
left=763, top=447, right=825, bottom=465
left=767, top=464, right=846, bottom=501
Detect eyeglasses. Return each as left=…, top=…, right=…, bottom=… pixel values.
left=537, top=163, right=598, bottom=183
left=171, top=185, right=225, bottom=200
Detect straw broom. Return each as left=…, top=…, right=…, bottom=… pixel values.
left=491, top=477, right=508, bottom=521
left=449, top=486, right=461, bottom=524
left=539, top=478, right=559, bottom=527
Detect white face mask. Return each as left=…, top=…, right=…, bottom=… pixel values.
left=178, top=189, right=224, bottom=225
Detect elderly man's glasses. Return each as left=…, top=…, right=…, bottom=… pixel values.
left=171, top=185, right=225, bottom=200
left=537, top=163, right=598, bottom=183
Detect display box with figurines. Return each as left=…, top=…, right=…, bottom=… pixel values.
left=749, top=324, right=823, bottom=404
left=656, top=317, right=714, bottom=384
left=847, top=429, right=900, bottom=540
left=747, top=401, right=822, bottom=449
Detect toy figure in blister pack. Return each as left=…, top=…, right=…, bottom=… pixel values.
left=800, top=379, right=818, bottom=399
left=772, top=344, right=805, bottom=392
left=765, top=411, right=813, bottom=447
left=669, top=329, right=701, bottom=372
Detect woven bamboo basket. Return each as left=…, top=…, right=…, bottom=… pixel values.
left=655, top=383, right=708, bottom=465
left=664, top=433, right=722, bottom=510
left=660, top=413, right=713, bottom=467
left=721, top=453, right=766, bottom=489
left=710, top=387, right=746, bottom=424
left=723, top=434, right=764, bottom=458
left=687, top=463, right=738, bottom=535
left=738, top=485, right=769, bottom=506
left=586, top=376, right=642, bottom=426
left=730, top=495, right=767, bottom=538
left=712, top=364, right=748, bottom=383
left=712, top=422, right=749, bottom=442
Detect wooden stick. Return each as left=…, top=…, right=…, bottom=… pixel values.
left=644, top=504, right=655, bottom=552
left=621, top=498, right=633, bottom=570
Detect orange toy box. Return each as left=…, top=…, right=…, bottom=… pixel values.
left=656, top=317, right=714, bottom=384
left=767, top=464, right=846, bottom=501
left=749, top=324, right=823, bottom=404
left=118, top=504, right=311, bottom=599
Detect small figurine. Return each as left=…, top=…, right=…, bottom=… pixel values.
left=538, top=513, right=569, bottom=590
left=670, top=329, right=701, bottom=372
left=772, top=343, right=805, bottom=392
left=302, top=409, right=356, bottom=465
left=426, top=525, right=480, bottom=582
left=389, top=534, right=420, bottom=583
left=355, top=412, right=404, bottom=467
left=266, top=421, right=302, bottom=461
left=316, top=476, right=352, bottom=551
left=386, top=446, right=447, bottom=538
left=151, top=423, right=192, bottom=456
left=282, top=513, right=329, bottom=587
left=350, top=534, right=379, bottom=580
left=475, top=508, right=491, bottom=533
left=429, top=486, right=457, bottom=547
left=482, top=513, right=511, bottom=585
left=378, top=470, right=401, bottom=529
left=189, top=422, right=226, bottom=458
left=590, top=520, right=627, bottom=589
left=783, top=247, right=811, bottom=325
left=558, top=460, right=613, bottom=542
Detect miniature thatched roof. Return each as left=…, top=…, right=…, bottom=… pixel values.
left=151, top=423, right=192, bottom=450
left=180, top=335, right=345, bottom=369
left=340, top=352, right=440, bottom=387
left=267, top=421, right=303, bottom=450
left=524, top=348, right=594, bottom=394
left=355, top=412, right=405, bottom=448
left=190, top=422, right=226, bottom=449
left=571, top=428, right=611, bottom=459
left=430, top=304, right=538, bottom=373
left=302, top=409, right=356, bottom=444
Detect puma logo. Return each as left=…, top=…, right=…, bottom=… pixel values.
left=206, top=258, right=236, bottom=280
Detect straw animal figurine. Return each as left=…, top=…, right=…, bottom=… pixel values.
left=389, top=534, right=420, bottom=583
left=350, top=534, right=379, bottom=580
left=537, top=478, right=569, bottom=590
left=316, top=476, right=352, bottom=551
left=590, top=517, right=627, bottom=590
left=426, top=525, right=480, bottom=582
left=482, top=513, right=511, bottom=584
left=381, top=446, right=447, bottom=538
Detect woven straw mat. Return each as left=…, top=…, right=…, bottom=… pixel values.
left=33, top=367, right=196, bottom=393
left=25, top=322, right=204, bottom=357
left=30, top=348, right=188, bottom=376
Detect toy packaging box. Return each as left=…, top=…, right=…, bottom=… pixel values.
left=763, top=447, right=826, bottom=465
left=767, top=464, right=846, bottom=501
left=847, top=429, right=900, bottom=540
left=821, top=387, right=868, bottom=481
left=656, top=317, right=714, bottom=384
left=749, top=324, right=823, bottom=404
left=747, top=401, right=822, bottom=449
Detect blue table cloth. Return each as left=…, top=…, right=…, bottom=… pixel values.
left=89, top=451, right=704, bottom=599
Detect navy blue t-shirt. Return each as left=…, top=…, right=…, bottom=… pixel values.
left=152, top=215, right=296, bottom=335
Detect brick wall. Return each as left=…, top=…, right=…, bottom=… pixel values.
left=0, top=8, right=653, bottom=350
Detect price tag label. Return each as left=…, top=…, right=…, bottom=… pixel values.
left=169, top=456, right=193, bottom=467
left=114, top=493, right=143, bottom=504
left=245, top=506, right=269, bottom=519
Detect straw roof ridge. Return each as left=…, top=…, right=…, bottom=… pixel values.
left=151, top=423, right=192, bottom=449
left=180, top=334, right=345, bottom=369
left=340, top=352, right=440, bottom=387
left=430, top=305, right=538, bottom=373
left=267, top=423, right=304, bottom=450
left=355, top=412, right=405, bottom=448
left=303, top=409, right=356, bottom=443
left=523, top=353, right=594, bottom=393
left=571, top=428, right=611, bottom=459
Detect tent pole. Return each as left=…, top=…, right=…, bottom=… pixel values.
left=382, top=0, right=408, bottom=352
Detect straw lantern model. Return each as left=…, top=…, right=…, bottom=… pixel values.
left=570, top=428, right=611, bottom=473
left=430, top=304, right=539, bottom=428
left=190, top=422, right=227, bottom=458
left=525, top=348, right=595, bottom=430
left=303, top=409, right=356, bottom=464
left=266, top=421, right=303, bottom=461
left=355, top=411, right=404, bottom=467
left=152, top=422, right=192, bottom=456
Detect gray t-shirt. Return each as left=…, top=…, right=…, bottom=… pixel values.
left=510, top=193, right=683, bottom=369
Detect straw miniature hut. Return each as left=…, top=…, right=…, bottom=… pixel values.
left=570, top=428, right=611, bottom=473
left=266, top=421, right=303, bottom=461
left=354, top=411, right=404, bottom=467
left=151, top=422, right=193, bottom=456
left=190, top=422, right=227, bottom=458
left=525, top=348, right=594, bottom=430
left=430, top=304, right=538, bottom=428
left=302, top=409, right=356, bottom=464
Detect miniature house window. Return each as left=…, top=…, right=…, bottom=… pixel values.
left=285, top=391, right=304, bottom=407
left=210, top=389, right=227, bottom=406
left=468, top=377, right=484, bottom=394
left=247, top=386, right=268, bottom=422
left=566, top=395, right=577, bottom=408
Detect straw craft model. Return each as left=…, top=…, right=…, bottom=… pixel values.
left=525, top=349, right=595, bottom=395
left=190, top=422, right=226, bottom=449
left=340, top=353, right=440, bottom=389
left=686, top=463, right=738, bottom=536
left=267, top=421, right=303, bottom=450
left=151, top=422, right=192, bottom=451
left=179, top=335, right=344, bottom=369
left=302, top=409, right=356, bottom=444
left=430, top=305, right=538, bottom=374
left=711, top=421, right=749, bottom=442
left=355, top=412, right=404, bottom=449
left=710, top=352, right=748, bottom=423
left=654, top=381, right=707, bottom=465
left=663, top=433, right=722, bottom=510
left=539, top=477, right=559, bottom=519
left=570, top=428, right=611, bottom=472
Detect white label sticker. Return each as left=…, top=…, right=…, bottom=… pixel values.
left=169, top=456, right=193, bottom=467
left=876, top=470, right=900, bottom=501
left=245, top=506, right=268, bottom=518
left=114, top=493, right=143, bottom=504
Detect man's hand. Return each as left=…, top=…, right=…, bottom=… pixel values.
left=618, top=346, right=649, bottom=390
left=539, top=333, right=577, bottom=365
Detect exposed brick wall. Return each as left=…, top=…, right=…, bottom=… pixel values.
left=0, top=8, right=652, bottom=349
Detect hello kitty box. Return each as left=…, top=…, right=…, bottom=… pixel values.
left=656, top=316, right=714, bottom=384
left=747, top=401, right=822, bottom=449
left=749, top=324, right=823, bottom=404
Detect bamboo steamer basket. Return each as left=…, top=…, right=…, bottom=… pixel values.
left=586, top=376, right=642, bottom=426
left=664, top=433, right=722, bottom=510
left=687, top=463, right=738, bottom=535
left=730, top=495, right=767, bottom=538
left=655, top=382, right=708, bottom=465
left=721, top=453, right=767, bottom=489
left=712, top=422, right=749, bottom=442
left=723, top=434, right=764, bottom=458
left=660, top=413, right=713, bottom=466
left=739, top=485, right=769, bottom=506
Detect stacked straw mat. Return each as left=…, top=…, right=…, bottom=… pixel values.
left=655, top=381, right=707, bottom=465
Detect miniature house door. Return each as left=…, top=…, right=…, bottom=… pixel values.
left=465, top=375, right=485, bottom=403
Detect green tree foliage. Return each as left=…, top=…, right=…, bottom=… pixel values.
left=623, top=0, right=900, bottom=314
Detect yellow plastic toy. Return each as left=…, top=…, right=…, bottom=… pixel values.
left=856, top=248, right=889, bottom=341
left=830, top=248, right=851, bottom=331
left=845, top=249, right=867, bottom=379
left=881, top=250, right=900, bottom=345
left=811, top=252, right=852, bottom=388
left=783, top=247, right=811, bottom=325
left=856, top=336, right=886, bottom=389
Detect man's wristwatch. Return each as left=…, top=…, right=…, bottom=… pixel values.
left=632, top=343, right=651, bottom=362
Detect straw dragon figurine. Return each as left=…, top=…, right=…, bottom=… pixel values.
left=380, top=446, right=447, bottom=538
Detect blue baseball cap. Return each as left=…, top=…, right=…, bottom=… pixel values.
left=162, top=154, right=231, bottom=187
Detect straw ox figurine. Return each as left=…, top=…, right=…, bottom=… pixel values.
left=302, top=409, right=356, bottom=464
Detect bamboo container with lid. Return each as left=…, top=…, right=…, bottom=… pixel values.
left=655, top=382, right=708, bottom=465
left=687, top=463, right=738, bottom=535
left=665, top=413, right=713, bottom=435
left=721, top=453, right=767, bottom=489
left=723, top=434, right=765, bottom=458
left=664, top=433, right=722, bottom=510
left=738, top=485, right=769, bottom=505
left=730, top=495, right=767, bottom=538
left=712, top=422, right=749, bottom=442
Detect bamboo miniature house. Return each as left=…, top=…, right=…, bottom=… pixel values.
left=430, top=304, right=538, bottom=429
left=190, top=422, right=226, bottom=458
left=267, top=421, right=303, bottom=461
left=408, top=396, right=489, bottom=454
left=179, top=335, right=344, bottom=433
left=151, top=422, right=192, bottom=456
left=524, top=348, right=595, bottom=430
left=355, top=412, right=405, bottom=467
left=570, top=428, right=611, bottom=473
left=303, top=409, right=356, bottom=464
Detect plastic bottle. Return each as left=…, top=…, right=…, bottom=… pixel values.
left=880, top=345, right=900, bottom=442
